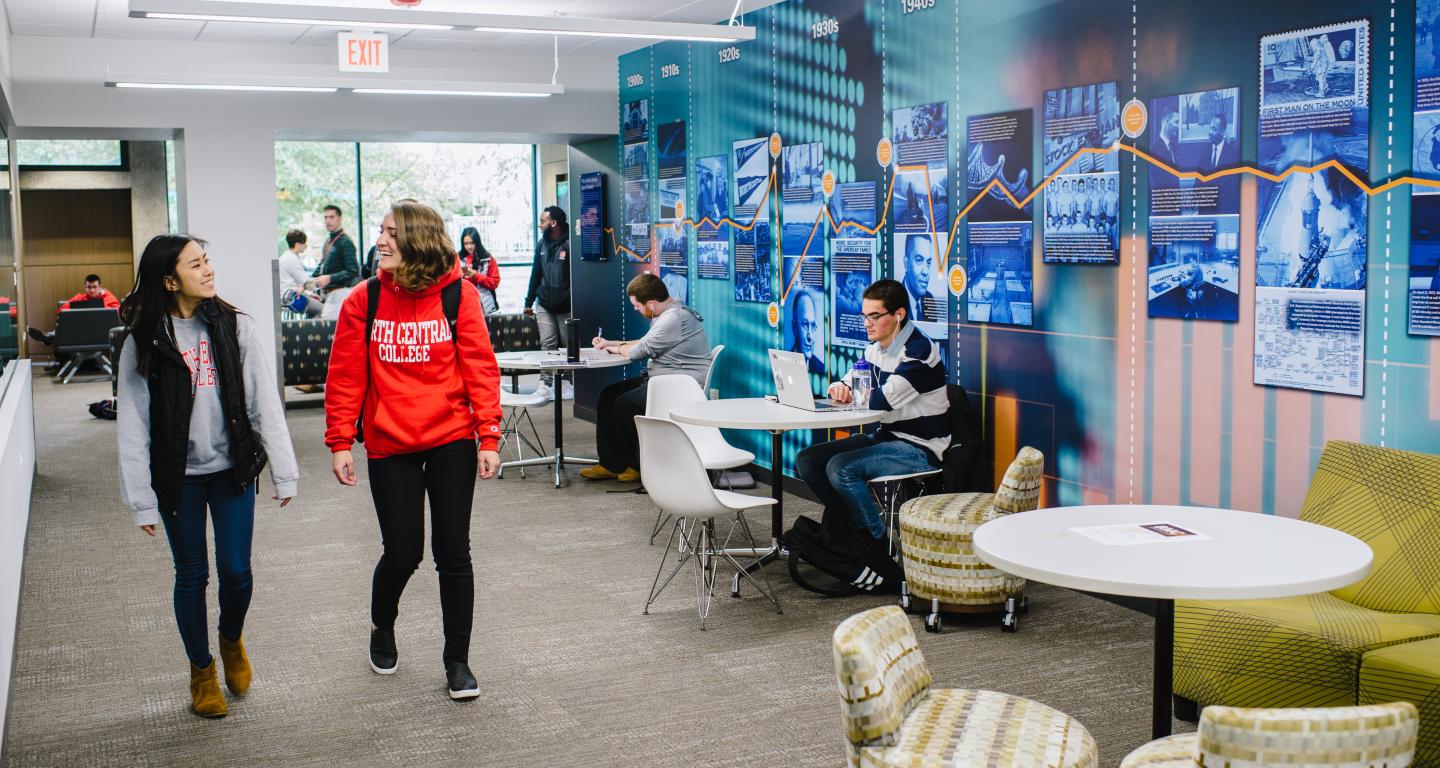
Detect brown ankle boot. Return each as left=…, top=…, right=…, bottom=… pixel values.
left=189, top=660, right=228, bottom=718
left=218, top=633, right=252, bottom=695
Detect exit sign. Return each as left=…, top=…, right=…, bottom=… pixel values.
left=339, top=32, right=389, bottom=73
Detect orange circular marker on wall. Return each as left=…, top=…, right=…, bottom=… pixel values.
left=821, top=170, right=835, bottom=198
left=767, top=302, right=781, bottom=328
left=1121, top=98, right=1147, bottom=139
left=948, top=264, right=968, bottom=297
left=769, top=132, right=782, bottom=158
left=876, top=137, right=893, bottom=168
left=675, top=201, right=685, bottom=221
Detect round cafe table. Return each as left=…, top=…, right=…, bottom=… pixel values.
left=669, top=397, right=884, bottom=593
left=972, top=504, right=1373, bottom=739
left=494, top=348, right=630, bottom=487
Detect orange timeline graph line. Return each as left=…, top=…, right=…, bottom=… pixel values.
left=602, top=141, right=1440, bottom=304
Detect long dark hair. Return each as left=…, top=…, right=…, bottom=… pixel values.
left=458, top=226, right=489, bottom=268
left=120, top=234, right=238, bottom=375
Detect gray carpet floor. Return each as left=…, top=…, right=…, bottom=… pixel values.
left=3, top=375, right=1188, bottom=767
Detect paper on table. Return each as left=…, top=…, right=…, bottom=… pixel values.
left=1069, top=522, right=1212, bottom=546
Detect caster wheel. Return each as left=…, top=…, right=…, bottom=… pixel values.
left=898, top=594, right=912, bottom=611
left=1019, top=595, right=1029, bottom=614
left=924, top=614, right=942, bottom=633
left=1001, top=612, right=1019, bottom=633
left=731, top=591, right=741, bottom=599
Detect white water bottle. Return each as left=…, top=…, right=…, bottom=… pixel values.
left=849, top=359, right=872, bottom=410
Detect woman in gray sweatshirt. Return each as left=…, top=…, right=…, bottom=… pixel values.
left=117, top=234, right=298, bottom=719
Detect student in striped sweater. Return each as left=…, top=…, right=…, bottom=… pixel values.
left=795, top=279, right=949, bottom=590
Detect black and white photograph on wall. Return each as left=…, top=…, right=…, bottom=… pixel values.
left=781, top=142, right=825, bottom=259
left=1042, top=81, right=1120, bottom=264
left=893, top=232, right=948, bottom=339
left=1255, top=170, right=1367, bottom=291
left=622, top=98, right=648, bottom=144
left=782, top=284, right=826, bottom=377
left=659, top=228, right=689, bottom=305
left=734, top=221, right=772, bottom=303
left=966, top=223, right=1034, bottom=326
left=698, top=239, right=731, bottom=280
left=831, top=237, right=875, bottom=348
left=733, top=137, right=770, bottom=220
left=695, top=154, right=730, bottom=228
left=966, top=108, right=1034, bottom=222
left=891, top=102, right=950, bottom=235
left=1149, top=88, right=1241, bottom=215
left=1147, top=215, right=1240, bottom=321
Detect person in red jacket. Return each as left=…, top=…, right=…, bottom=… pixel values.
left=27, top=274, right=122, bottom=347
left=324, top=199, right=502, bottom=701
left=458, top=226, right=500, bottom=314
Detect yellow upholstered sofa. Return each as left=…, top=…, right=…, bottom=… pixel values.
left=1172, top=440, right=1440, bottom=767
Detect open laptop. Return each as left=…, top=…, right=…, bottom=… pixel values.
left=769, top=349, right=843, bottom=411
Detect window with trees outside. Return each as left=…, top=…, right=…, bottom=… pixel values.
left=275, top=141, right=535, bottom=314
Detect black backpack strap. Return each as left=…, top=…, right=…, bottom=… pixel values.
left=441, top=279, right=462, bottom=343
left=355, top=277, right=380, bottom=444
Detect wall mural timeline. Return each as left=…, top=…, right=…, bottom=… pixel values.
left=607, top=0, right=1440, bottom=518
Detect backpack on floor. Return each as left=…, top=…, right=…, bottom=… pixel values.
left=88, top=398, right=117, bottom=420
left=783, top=508, right=903, bottom=597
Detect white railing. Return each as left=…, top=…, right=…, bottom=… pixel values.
left=0, top=360, right=36, bottom=740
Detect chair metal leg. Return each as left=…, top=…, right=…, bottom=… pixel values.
left=695, top=519, right=717, bottom=630
left=720, top=509, right=783, bottom=613
left=648, top=510, right=673, bottom=545
left=644, top=518, right=696, bottom=615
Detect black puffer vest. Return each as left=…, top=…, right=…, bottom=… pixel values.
left=143, top=300, right=267, bottom=514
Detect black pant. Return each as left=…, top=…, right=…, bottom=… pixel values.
left=367, top=438, right=477, bottom=665
left=595, top=377, right=648, bottom=473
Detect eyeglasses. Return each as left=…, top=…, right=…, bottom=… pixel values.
left=861, top=310, right=893, bottom=325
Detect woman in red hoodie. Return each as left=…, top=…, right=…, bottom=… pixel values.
left=459, top=225, right=500, bottom=314
left=324, top=199, right=501, bottom=700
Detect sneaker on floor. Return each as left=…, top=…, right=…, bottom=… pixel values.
left=579, top=465, right=618, bottom=481
left=370, top=627, right=398, bottom=675
left=561, top=380, right=574, bottom=400
left=26, top=327, right=52, bottom=346
left=616, top=467, right=641, bottom=483
left=446, top=662, right=479, bottom=700
left=530, top=382, right=554, bottom=401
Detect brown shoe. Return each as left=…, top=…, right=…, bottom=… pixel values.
left=616, top=467, right=640, bottom=483
left=189, top=660, right=228, bottom=718
left=579, top=465, right=618, bottom=481
left=218, top=633, right=252, bottom=695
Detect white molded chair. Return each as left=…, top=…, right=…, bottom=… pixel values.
left=636, top=416, right=781, bottom=629
left=644, top=374, right=755, bottom=543
left=496, top=389, right=549, bottom=479
left=702, top=344, right=724, bottom=399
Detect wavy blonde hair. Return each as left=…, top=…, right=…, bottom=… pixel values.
left=389, top=199, right=457, bottom=292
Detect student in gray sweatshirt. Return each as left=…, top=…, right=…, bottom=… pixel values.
left=581, top=272, right=710, bottom=482
left=116, top=234, right=298, bottom=719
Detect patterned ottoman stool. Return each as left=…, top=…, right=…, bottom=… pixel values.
left=835, top=606, right=1098, bottom=768
left=897, top=447, right=1044, bottom=633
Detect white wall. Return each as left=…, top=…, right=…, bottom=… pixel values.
left=6, top=34, right=619, bottom=365
left=0, top=362, right=36, bottom=747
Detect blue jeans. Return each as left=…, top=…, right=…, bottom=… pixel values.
left=796, top=434, right=938, bottom=540
left=160, top=469, right=256, bottom=668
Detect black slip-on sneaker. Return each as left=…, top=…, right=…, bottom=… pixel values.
left=369, top=627, right=398, bottom=675
left=446, top=662, right=479, bottom=700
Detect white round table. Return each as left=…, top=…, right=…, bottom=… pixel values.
left=669, top=398, right=884, bottom=589
left=973, top=505, right=1373, bottom=739
left=494, top=349, right=630, bottom=487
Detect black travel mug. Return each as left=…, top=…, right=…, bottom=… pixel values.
left=565, top=317, right=580, bottom=362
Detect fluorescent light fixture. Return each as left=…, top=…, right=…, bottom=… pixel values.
left=114, top=81, right=337, bottom=93
left=142, top=11, right=453, bottom=31
left=106, top=73, right=563, bottom=97
left=352, top=89, right=549, bottom=97
left=129, top=0, right=755, bottom=42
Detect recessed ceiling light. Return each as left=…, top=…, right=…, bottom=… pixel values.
left=112, top=82, right=338, bottom=92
